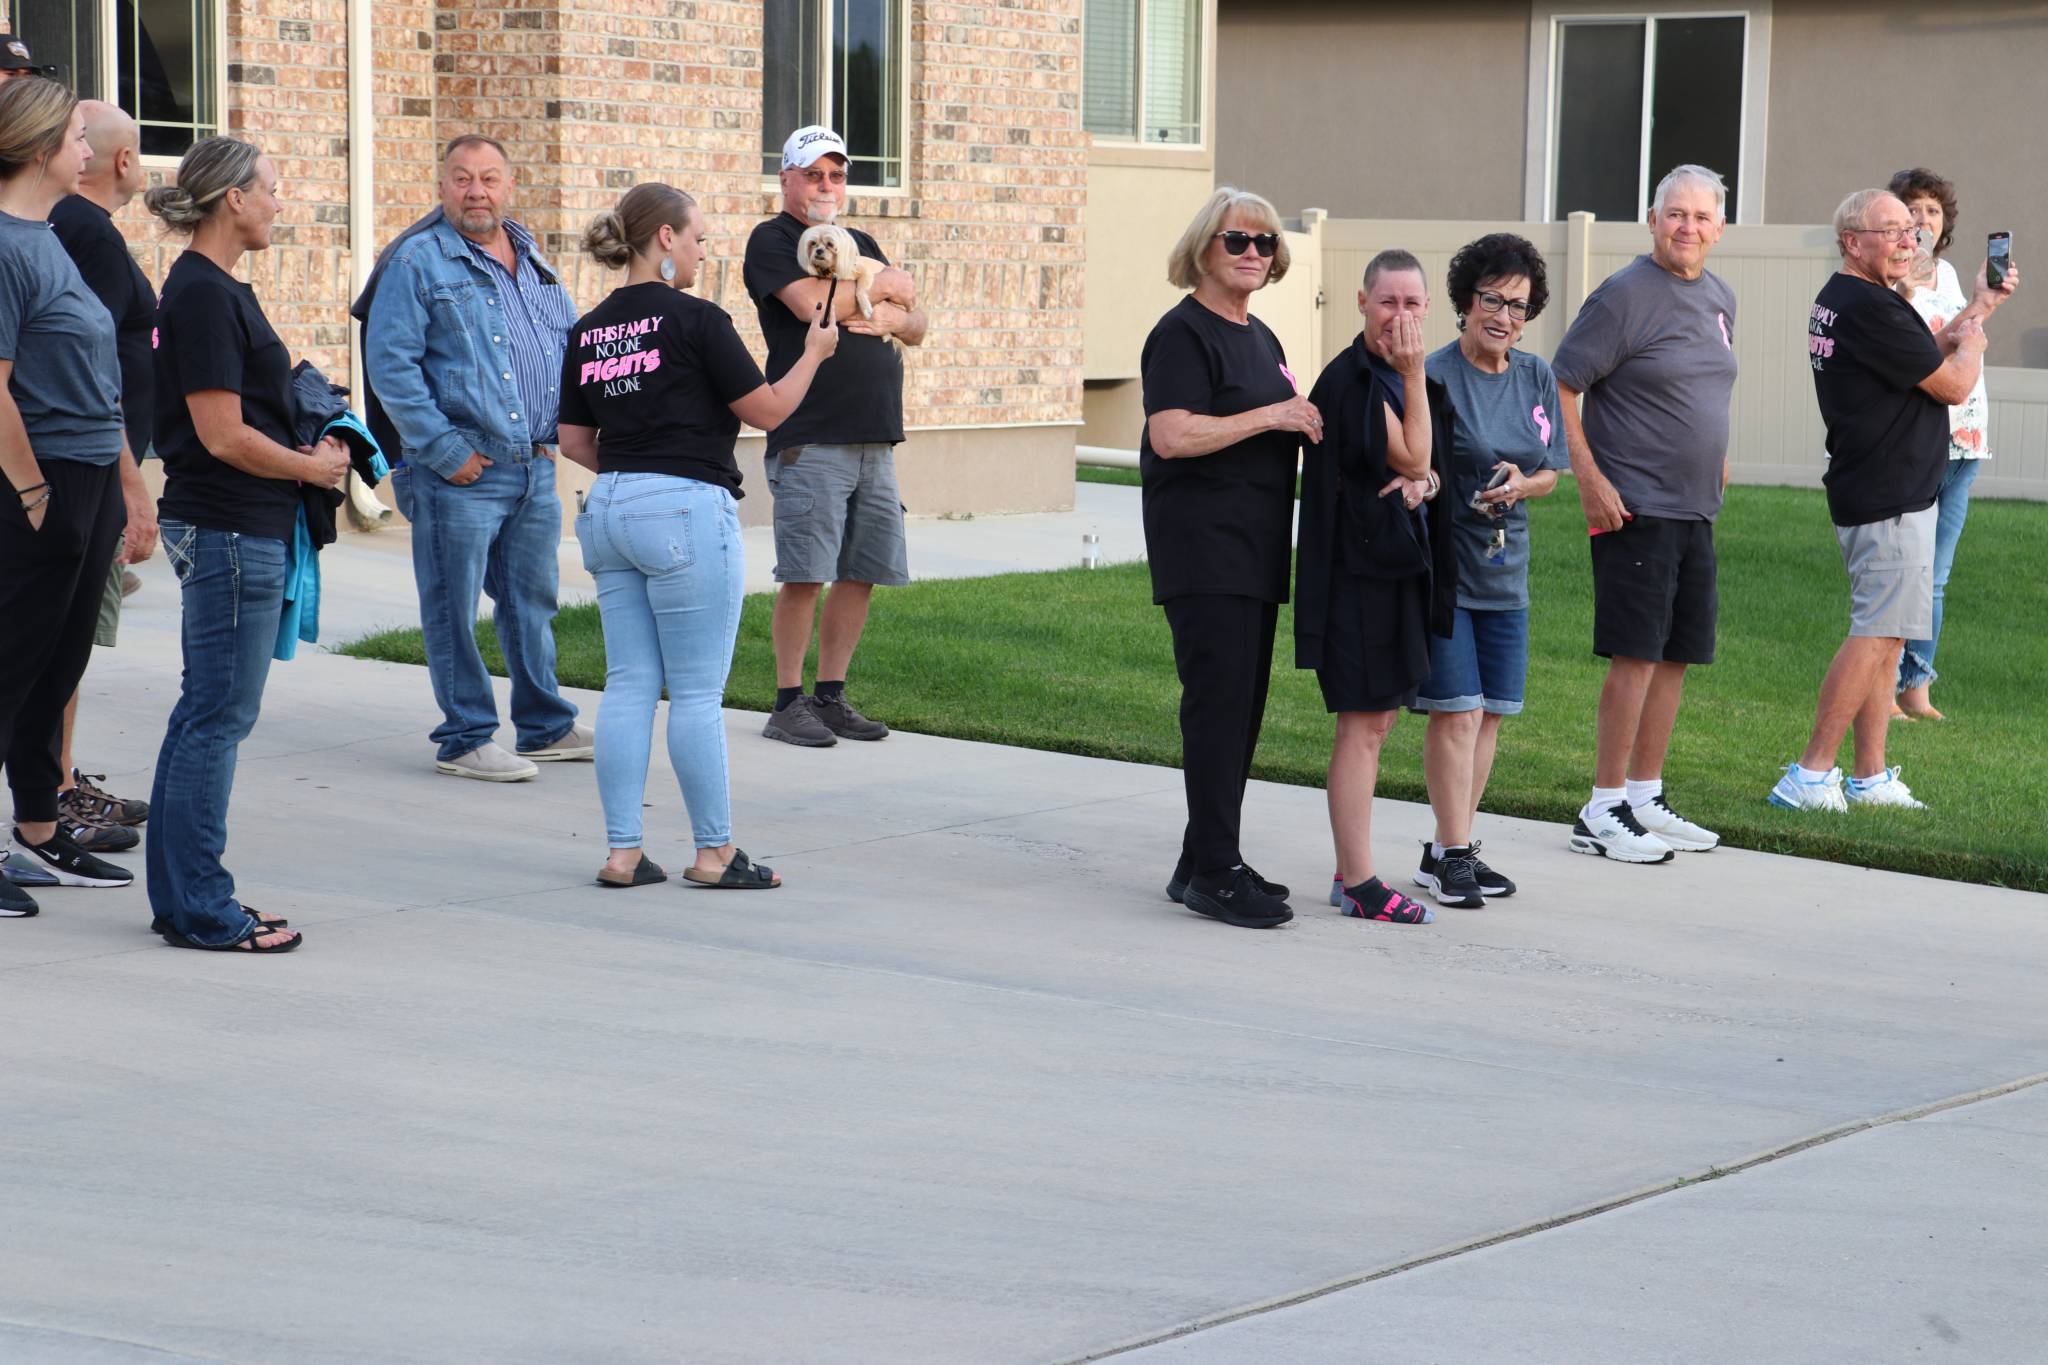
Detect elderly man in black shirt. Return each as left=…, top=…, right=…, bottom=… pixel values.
left=46, top=100, right=157, bottom=851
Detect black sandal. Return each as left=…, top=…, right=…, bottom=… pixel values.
left=160, top=922, right=302, bottom=953
left=150, top=906, right=289, bottom=935
left=681, top=849, right=781, bottom=890
left=596, top=856, right=666, bottom=889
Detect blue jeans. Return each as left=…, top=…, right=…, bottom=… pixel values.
left=390, top=453, right=578, bottom=761
left=1413, top=607, right=1531, bottom=716
left=1898, top=458, right=1980, bottom=691
left=577, top=473, right=745, bottom=849
left=146, top=523, right=286, bottom=946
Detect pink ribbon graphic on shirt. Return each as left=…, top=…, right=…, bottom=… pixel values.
left=1532, top=403, right=1552, bottom=446
left=1279, top=362, right=1299, bottom=394
left=1717, top=312, right=1732, bottom=348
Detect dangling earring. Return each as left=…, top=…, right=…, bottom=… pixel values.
left=659, top=257, right=677, bottom=283
left=1455, top=313, right=1467, bottom=332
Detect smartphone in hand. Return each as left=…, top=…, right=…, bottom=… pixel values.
left=1988, top=232, right=2013, bottom=290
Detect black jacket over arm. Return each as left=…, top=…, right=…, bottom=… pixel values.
left=1294, top=334, right=1459, bottom=670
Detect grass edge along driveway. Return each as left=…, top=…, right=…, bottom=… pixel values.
left=342, top=481, right=2048, bottom=892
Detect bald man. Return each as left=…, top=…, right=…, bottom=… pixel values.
left=44, top=101, right=159, bottom=847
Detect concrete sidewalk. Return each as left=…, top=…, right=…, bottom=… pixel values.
left=4, top=496, right=2046, bottom=1364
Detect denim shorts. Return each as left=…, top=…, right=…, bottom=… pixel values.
left=763, top=443, right=910, bottom=586
left=1412, top=607, right=1530, bottom=716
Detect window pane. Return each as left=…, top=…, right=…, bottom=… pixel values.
left=1649, top=17, right=1743, bottom=222
left=1553, top=21, right=1645, bottom=221
left=16, top=0, right=99, bottom=92
left=832, top=0, right=901, bottom=188
left=1140, top=0, right=1198, bottom=144
left=1083, top=0, right=1137, bottom=140
left=762, top=0, right=822, bottom=176
left=125, top=0, right=217, bottom=157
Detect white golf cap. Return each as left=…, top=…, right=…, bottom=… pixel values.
left=781, top=125, right=849, bottom=170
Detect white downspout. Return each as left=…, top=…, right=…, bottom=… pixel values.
left=344, top=0, right=390, bottom=529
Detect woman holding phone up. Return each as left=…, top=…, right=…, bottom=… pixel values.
left=558, top=183, right=836, bottom=891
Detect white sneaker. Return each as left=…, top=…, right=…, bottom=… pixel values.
left=1768, top=764, right=1848, bottom=813
left=1567, top=802, right=1674, bottom=864
left=1845, top=766, right=1926, bottom=810
left=519, top=722, right=594, bottom=762
left=1631, top=794, right=1720, bottom=851
left=437, top=742, right=539, bottom=782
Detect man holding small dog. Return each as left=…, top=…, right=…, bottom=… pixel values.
left=743, top=125, right=927, bottom=746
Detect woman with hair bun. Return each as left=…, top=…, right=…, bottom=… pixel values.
left=0, top=77, right=136, bottom=918
left=557, top=183, right=836, bottom=890
left=1408, top=233, right=1565, bottom=911
left=143, top=135, right=348, bottom=953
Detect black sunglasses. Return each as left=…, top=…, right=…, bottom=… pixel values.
left=1213, top=230, right=1278, bottom=259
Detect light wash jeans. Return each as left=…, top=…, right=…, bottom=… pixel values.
left=390, top=452, right=578, bottom=761
left=576, top=473, right=745, bottom=849
left=1898, top=457, right=1981, bottom=691
left=146, top=522, right=286, bottom=946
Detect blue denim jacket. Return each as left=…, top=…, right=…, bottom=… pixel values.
left=363, top=217, right=575, bottom=478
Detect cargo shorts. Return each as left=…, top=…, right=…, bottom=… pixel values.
left=763, top=443, right=911, bottom=586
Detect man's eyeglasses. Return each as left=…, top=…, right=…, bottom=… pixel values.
left=1474, top=290, right=1531, bottom=319
left=1213, top=230, right=1278, bottom=259
left=1851, top=225, right=1916, bottom=244
left=803, top=168, right=849, bottom=186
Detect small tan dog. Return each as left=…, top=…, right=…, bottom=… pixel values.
left=796, top=223, right=890, bottom=321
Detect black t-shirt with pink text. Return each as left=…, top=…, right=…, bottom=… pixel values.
left=557, top=282, right=765, bottom=494
left=1809, top=272, right=1946, bottom=527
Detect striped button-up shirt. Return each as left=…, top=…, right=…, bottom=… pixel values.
left=460, top=217, right=566, bottom=443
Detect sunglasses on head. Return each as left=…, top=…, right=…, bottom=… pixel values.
left=1213, top=230, right=1278, bottom=258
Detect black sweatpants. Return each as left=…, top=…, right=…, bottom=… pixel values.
left=0, top=459, right=125, bottom=824
left=1163, top=593, right=1280, bottom=876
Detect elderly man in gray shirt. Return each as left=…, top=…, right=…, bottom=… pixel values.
left=1551, top=164, right=1738, bottom=867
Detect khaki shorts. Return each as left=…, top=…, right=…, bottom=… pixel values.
left=1836, top=505, right=1935, bottom=639
left=94, top=555, right=124, bottom=648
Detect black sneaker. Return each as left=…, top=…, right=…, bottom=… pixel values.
left=1415, top=839, right=1516, bottom=899
left=813, top=694, right=889, bottom=741
left=1179, top=865, right=1293, bottom=929
left=10, top=827, right=133, bottom=888
left=0, top=875, right=37, bottom=917
left=1419, top=845, right=1486, bottom=909
left=1166, top=858, right=1290, bottom=904
left=54, top=804, right=139, bottom=854
left=761, top=695, right=838, bottom=747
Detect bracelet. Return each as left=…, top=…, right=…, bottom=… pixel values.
left=15, top=481, right=48, bottom=499
left=21, top=489, right=49, bottom=513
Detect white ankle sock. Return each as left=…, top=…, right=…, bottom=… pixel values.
left=1626, top=778, right=1663, bottom=809
left=1794, top=764, right=1832, bottom=784
left=1430, top=841, right=1446, bottom=859
left=1585, top=786, right=1626, bottom=821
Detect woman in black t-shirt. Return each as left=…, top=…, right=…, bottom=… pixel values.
left=142, top=137, right=349, bottom=954
left=1139, top=188, right=1320, bottom=930
left=558, top=183, right=836, bottom=891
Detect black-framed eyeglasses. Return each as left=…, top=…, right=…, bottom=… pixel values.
left=1213, top=230, right=1278, bottom=259
left=1851, top=225, right=1916, bottom=244
left=1474, top=290, right=1531, bottom=319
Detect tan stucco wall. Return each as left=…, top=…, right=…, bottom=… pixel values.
left=1083, top=151, right=1221, bottom=381
left=1766, top=2, right=2048, bottom=367
left=1214, top=0, right=1530, bottom=222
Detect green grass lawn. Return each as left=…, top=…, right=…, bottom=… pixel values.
left=343, top=480, right=2048, bottom=891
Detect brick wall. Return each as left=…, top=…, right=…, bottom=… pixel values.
left=102, top=0, right=1088, bottom=439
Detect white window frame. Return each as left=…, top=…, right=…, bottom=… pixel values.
left=77, top=0, right=229, bottom=169
left=1083, top=0, right=1207, bottom=150
left=1524, top=1, right=1771, bottom=224
left=759, top=0, right=912, bottom=197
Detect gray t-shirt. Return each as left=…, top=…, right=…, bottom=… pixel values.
left=1426, top=341, right=1567, bottom=611
left=0, top=211, right=123, bottom=464
left=1550, top=253, right=1737, bottom=522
